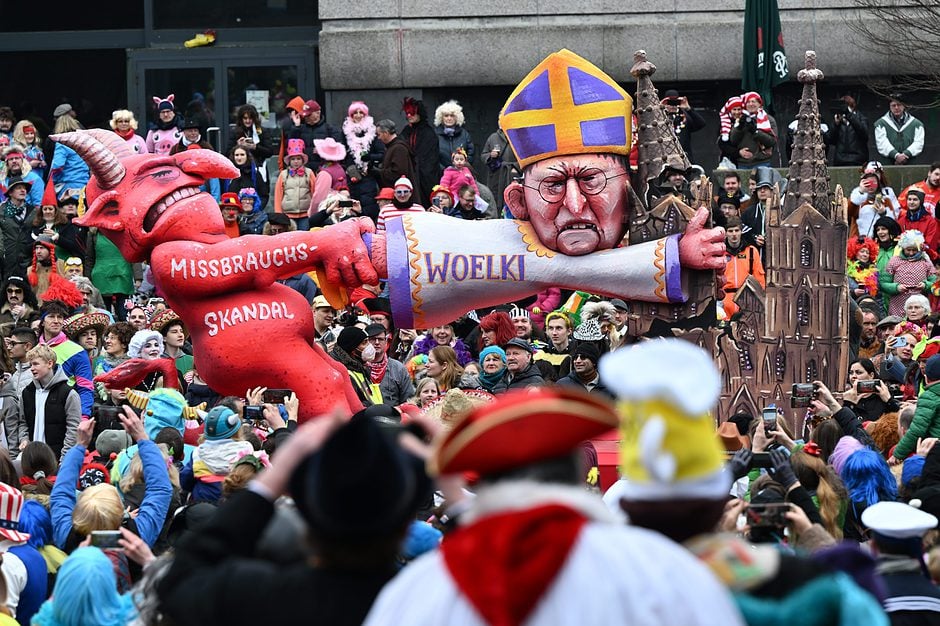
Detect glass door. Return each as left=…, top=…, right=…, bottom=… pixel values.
left=128, top=46, right=313, bottom=156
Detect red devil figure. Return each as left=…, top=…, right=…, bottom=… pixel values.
left=53, top=130, right=377, bottom=421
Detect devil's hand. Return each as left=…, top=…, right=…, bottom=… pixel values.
left=315, top=217, right=379, bottom=287
left=678, top=207, right=728, bottom=271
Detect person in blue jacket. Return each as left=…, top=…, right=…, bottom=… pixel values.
left=49, top=407, right=172, bottom=552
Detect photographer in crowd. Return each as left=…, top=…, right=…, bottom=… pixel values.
left=825, top=95, right=869, bottom=166
left=841, top=357, right=899, bottom=423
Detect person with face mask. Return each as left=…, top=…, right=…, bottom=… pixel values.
left=329, top=326, right=380, bottom=408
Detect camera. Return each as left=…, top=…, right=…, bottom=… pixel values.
left=431, top=197, right=442, bottom=208
left=762, top=407, right=778, bottom=434
left=94, top=405, right=122, bottom=421
left=262, top=389, right=292, bottom=405
left=338, top=200, right=353, bottom=209
left=829, top=99, right=849, bottom=116
left=857, top=379, right=880, bottom=393
left=243, top=405, right=264, bottom=424
left=90, top=530, right=122, bottom=549
left=745, top=502, right=790, bottom=530
left=790, top=382, right=818, bottom=408
left=666, top=98, right=680, bottom=106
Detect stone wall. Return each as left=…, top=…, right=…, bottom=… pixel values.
left=318, top=1, right=904, bottom=89
left=318, top=2, right=940, bottom=173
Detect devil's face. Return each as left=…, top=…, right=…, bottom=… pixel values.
left=76, top=151, right=238, bottom=262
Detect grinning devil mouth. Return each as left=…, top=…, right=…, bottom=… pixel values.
left=143, top=186, right=202, bottom=232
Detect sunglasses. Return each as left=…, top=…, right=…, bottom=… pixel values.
left=394, top=189, right=411, bottom=195
left=6, top=288, right=22, bottom=294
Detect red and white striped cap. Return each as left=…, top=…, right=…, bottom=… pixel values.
left=0, top=483, right=29, bottom=543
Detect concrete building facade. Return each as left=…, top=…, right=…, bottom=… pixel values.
left=319, top=1, right=939, bottom=171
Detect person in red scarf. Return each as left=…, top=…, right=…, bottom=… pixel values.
left=364, top=324, right=413, bottom=406
left=109, top=110, right=148, bottom=155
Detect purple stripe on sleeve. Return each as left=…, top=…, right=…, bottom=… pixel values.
left=384, top=217, right=416, bottom=329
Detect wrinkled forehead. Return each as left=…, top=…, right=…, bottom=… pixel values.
left=525, top=154, right=627, bottom=178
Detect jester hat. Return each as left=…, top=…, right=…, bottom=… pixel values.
left=498, top=49, right=633, bottom=169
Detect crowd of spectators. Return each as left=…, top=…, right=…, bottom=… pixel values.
left=0, top=80, right=933, bottom=624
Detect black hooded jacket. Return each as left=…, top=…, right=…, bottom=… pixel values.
left=400, top=100, right=440, bottom=205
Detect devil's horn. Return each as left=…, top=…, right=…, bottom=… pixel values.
left=50, top=129, right=134, bottom=190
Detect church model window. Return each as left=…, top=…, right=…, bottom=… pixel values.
left=800, top=239, right=813, bottom=267
left=797, top=292, right=810, bottom=325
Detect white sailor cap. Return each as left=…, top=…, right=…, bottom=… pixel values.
left=861, top=501, right=938, bottom=539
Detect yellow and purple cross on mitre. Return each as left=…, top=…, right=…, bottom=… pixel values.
left=498, top=49, right=633, bottom=170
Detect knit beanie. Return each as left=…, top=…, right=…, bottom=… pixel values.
left=337, top=326, right=367, bottom=354
left=479, top=346, right=507, bottom=366
left=572, top=342, right=601, bottom=366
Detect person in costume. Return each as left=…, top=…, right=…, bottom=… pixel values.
left=342, top=101, right=384, bottom=222
left=109, top=109, right=147, bottom=155
left=12, top=120, right=46, bottom=179
left=846, top=236, right=880, bottom=303
left=880, top=229, right=935, bottom=317
left=439, top=148, right=479, bottom=197
left=62, top=311, right=108, bottom=367
left=364, top=386, right=744, bottom=626
left=728, top=92, right=777, bottom=168
left=180, top=405, right=253, bottom=504
left=274, top=138, right=317, bottom=231
left=145, top=95, right=183, bottom=156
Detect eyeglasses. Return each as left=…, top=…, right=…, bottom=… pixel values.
left=394, top=189, right=411, bottom=196
left=368, top=336, right=388, bottom=343
left=520, top=168, right=628, bottom=203
left=8, top=341, right=29, bottom=346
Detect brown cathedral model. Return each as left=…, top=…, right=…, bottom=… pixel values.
left=714, top=51, right=849, bottom=431
left=623, top=50, right=848, bottom=432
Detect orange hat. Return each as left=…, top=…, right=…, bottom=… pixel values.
left=375, top=188, right=396, bottom=201
left=717, top=421, right=750, bottom=452
left=286, top=96, right=306, bottom=114
left=429, top=387, right=619, bottom=476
